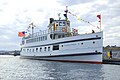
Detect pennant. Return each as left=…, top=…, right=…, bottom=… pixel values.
left=97, top=15, right=101, bottom=19
left=77, top=17, right=81, bottom=20
left=18, top=31, right=26, bottom=37
left=72, top=28, right=78, bottom=32
left=63, top=14, right=67, bottom=18
left=97, top=15, right=101, bottom=22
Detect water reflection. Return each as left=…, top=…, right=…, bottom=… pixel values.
left=0, top=56, right=120, bottom=80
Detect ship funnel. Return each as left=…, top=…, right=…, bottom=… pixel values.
left=50, top=18, right=54, bottom=24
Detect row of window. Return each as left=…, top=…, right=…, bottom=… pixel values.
left=22, top=47, right=50, bottom=52
left=55, top=21, right=70, bottom=27
left=22, top=41, right=96, bottom=52
left=22, top=45, right=59, bottom=52
left=26, top=36, right=47, bottom=43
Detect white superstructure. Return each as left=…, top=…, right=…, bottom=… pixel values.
left=20, top=8, right=103, bottom=64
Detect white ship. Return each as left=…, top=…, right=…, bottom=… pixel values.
left=20, top=7, right=103, bottom=64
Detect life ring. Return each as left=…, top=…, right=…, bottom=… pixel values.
left=62, top=28, right=66, bottom=32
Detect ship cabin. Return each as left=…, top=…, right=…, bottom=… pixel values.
left=48, top=18, right=71, bottom=40
left=21, top=18, right=78, bottom=46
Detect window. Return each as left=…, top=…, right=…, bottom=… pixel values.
left=96, top=35, right=98, bottom=37
left=39, top=37, right=41, bottom=41
left=30, top=49, right=31, bottom=52
left=40, top=48, right=42, bottom=52
left=44, top=47, right=47, bottom=51
left=27, top=49, right=29, bottom=52
left=53, top=45, right=59, bottom=50
left=41, top=37, right=43, bottom=41
left=23, top=49, right=25, bottom=52
left=63, top=22, right=66, bottom=26
left=36, top=48, right=38, bottom=52
left=59, top=22, right=62, bottom=26
left=81, top=43, right=83, bottom=45
left=93, top=41, right=95, bottom=44
left=48, top=47, right=50, bottom=51
left=45, top=36, right=47, bottom=40
left=33, top=49, right=34, bottom=52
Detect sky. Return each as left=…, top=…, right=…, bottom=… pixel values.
left=0, top=0, right=120, bottom=50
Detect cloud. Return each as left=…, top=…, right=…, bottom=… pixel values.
left=0, top=0, right=120, bottom=50
left=57, top=0, right=94, bottom=6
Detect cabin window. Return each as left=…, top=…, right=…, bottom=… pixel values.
left=33, top=49, right=34, bottom=52
left=48, top=47, right=50, bottom=51
left=45, top=36, right=47, bottom=40
left=53, top=45, right=59, bottom=50
left=30, top=49, right=31, bottom=52
left=58, top=35, right=61, bottom=38
left=40, top=48, right=42, bottom=52
left=23, top=49, right=25, bottom=52
left=59, top=22, right=62, bottom=26
left=63, top=22, right=66, bottom=26
left=93, top=41, right=95, bottom=44
left=44, top=47, right=47, bottom=51
left=39, top=37, right=41, bottom=41
left=41, top=37, right=43, bottom=41
left=36, top=48, right=38, bottom=52
left=96, top=35, right=98, bottom=37
left=27, top=49, right=29, bottom=52
left=37, top=38, right=39, bottom=42
left=81, top=43, right=83, bottom=45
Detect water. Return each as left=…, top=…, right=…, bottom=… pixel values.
left=0, top=55, right=120, bottom=80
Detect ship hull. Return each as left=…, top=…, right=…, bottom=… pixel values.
left=20, top=52, right=102, bottom=64
left=20, top=31, right=103, bottom=64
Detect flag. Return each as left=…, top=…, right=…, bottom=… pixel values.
left=97, top=15, right=101, bottom=22
left=72, top=28, right=78, bottom=32
left=77, top=17, right=81, bottom=20
left=63, top=14, right=67, bottom=18
left=18, top=31, right=25, bottom=37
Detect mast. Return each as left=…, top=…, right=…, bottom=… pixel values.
left=29, top=22, right=35, bottom=37
left=64, top=6, right=68, bottom=33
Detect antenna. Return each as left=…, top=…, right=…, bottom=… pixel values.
left=58, top=13, right=61, bottom=20
left=29, top=22, right=36, bottom=37
left=65, top=6, right=68, bottom=20
left=64, top=6, right=68, bottom=33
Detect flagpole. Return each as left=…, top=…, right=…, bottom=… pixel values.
left=100, top=14, right=101, bottom=31
left=65, top=6, right=68, bottom=33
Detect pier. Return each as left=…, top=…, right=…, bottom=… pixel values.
left=103, top=46, right=120, bottom=65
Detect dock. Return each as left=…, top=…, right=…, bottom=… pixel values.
left=103, top=58, right=120, bottom=65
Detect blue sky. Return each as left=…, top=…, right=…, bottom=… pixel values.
left=0, top=0, right=120, bottom=50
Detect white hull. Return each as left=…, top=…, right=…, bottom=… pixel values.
left=20, top=31, right=103, bottom=64
left=21, top=52, right=102, bottom=64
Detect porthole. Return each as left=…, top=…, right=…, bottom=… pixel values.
left=96, top=35, right=98, bottom=37
left=95, top=50, right=97, bottom=52
left=36, top=48, right=38, bottom=52
left=81, top=43, right=83, bottom=45
left=93, top=41, right=95, bottom=44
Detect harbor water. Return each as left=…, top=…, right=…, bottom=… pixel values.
left=0, top=55, right=120, bottom=80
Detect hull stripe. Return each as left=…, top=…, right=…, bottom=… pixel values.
left=20, top=52, right=102, bottom=64
left=21, top=52, right=102, bottom=58
left=23, top=37, right=101, bottom=48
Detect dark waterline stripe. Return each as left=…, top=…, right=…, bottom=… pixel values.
left=21, top=52, right=102, bottom=58
left=20, top=52, right=102, bottom=64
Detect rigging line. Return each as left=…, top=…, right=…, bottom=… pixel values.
left=68, top=11, right=98, bottom=28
